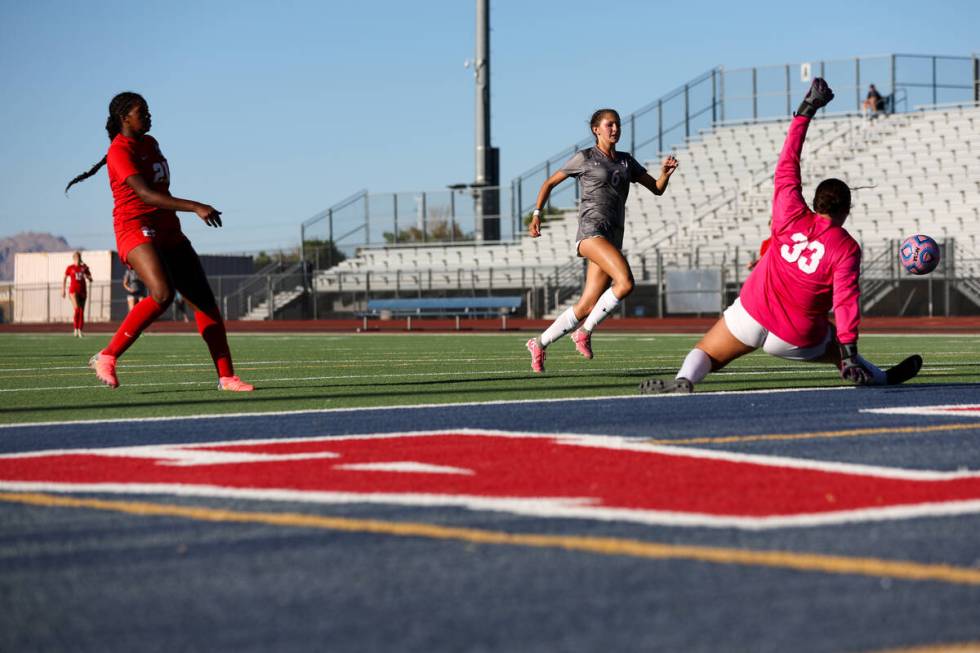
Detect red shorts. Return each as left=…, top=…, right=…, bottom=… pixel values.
left=115, top=216, right=189, bottom=265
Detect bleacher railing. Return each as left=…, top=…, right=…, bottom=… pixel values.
left=513, top=53, right=978, bottom=217
left=299, top=54, right=976, bottom=265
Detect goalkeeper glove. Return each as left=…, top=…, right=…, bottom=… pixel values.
left=839, top=342, right=873, bottom=385
left=796, top=78, right=835, bottom=118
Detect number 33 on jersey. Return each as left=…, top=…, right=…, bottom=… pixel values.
left=780, top=232, right=825, bottom=274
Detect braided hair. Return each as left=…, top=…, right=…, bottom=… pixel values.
left=65, top=92, right=145, bottom=194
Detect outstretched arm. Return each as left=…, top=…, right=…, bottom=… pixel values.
left=528, top=170, right=569, bottom=238
left=636, top=155, right=678, bottom=196
left=124, top=174, right=223, bottom=228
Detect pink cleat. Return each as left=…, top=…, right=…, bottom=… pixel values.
left=571, top=329, right=593, bottom=360
left=89, top=353, right=119, bottom=389
left=526, top=338, right=546, bottom=373
left=218, top=375, right=254, bottom=392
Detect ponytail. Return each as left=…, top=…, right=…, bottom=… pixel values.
left=65, top=91, right=145, bottom=195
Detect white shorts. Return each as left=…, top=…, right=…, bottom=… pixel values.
left=723, top=298, right=831, bottom=361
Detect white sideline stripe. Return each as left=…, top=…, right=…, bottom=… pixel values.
left=3, top=481, right=980, bottom=530
left=863, top=405, right=980, bottom=417
left=0, top=385, right=854, bottom=430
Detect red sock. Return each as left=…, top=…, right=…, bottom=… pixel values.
left=72, top=309, right=79, bottom=330
left=195, top=307, right=234, bottom=377
left=102, top=296, right=167, bottom=358
left=76, top=307, right=85, bottom=331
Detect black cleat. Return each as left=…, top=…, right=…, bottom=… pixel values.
left=638, top=377, right=694, bottom=395
left=884, top=355, right=922, bottom=386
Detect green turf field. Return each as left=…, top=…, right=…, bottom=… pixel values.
left=0, top=332, right=977, bottom=424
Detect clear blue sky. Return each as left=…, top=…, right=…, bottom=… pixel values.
left=0, top=0, right=977, bottom=254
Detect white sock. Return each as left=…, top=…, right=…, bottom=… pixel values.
left=540, top=307, right=580, bottom=348
left=856, top=354, right=887, bottom=385
left=582, top=288, right=620, bottom=332
left=677, top=348, right=712, bottom=384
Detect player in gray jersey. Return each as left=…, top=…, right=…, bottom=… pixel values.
left=526, top=108, right=678, bottom=372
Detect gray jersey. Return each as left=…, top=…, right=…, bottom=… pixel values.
left=560, top=146, right=646, bottom=249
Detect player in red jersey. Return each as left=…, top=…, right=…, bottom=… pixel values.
left=639, top=79, right=921, bottom=394
left=65, top=92, right=253, bottom=391
left=62, top=251, right=93, bottom=337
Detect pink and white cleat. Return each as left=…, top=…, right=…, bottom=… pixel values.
left=526, top=338, right=546, bottom=373
left=571, top=328, right=593, bottom=360
left=218, top=375, right=255, bottom=392
left=89, top=353, right=119, bottom=389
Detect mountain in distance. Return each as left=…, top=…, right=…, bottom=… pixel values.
left=0, top=232, right=71, bottom=281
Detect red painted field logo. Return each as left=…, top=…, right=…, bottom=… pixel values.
left=2, top=430, right=980, bottom=529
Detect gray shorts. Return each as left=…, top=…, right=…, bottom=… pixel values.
left=575, top=221, right=624, bottom=256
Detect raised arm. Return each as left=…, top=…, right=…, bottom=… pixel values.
left=772, top=79, right=835, bottom=229
left=636, top=155, right=678, bottom=196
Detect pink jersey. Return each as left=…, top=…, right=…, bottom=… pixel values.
left=739, top=116, right=862, bottom=346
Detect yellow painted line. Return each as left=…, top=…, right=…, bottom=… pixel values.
left=648, top=422, right=980, bottom=446
left=866, top=642, right=980, bottom=653
left=3, top=491, right=980, bottom=587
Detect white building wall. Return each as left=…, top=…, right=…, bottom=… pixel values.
left=13, top=251, right=114, bottom=323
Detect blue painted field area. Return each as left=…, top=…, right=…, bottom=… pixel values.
left=3, top=381, right=980, bottom=653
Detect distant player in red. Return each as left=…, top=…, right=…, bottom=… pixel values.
left=639, top=79, right=921, bottom=394
left=62, top=251, right=92, bottom=337
left=65, top=92, right=253, bottom=391
left=746, top=219, right=772, bottom=272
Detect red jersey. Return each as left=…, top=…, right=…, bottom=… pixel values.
left=64, top=264, right=91, bottom=295
left=739, top=116, right=862, bottom=347
left=106, top=133, right=182, bottom=235
left=758, top=237, right=771, bottom=258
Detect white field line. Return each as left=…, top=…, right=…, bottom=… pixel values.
left=0, top=363, right=955, bottom=393
left=0, top=385, right=856, bottom=430
left=0, top=363, right=958, bottom=394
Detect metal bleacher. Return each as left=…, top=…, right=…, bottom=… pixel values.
left=316, top=102, right=980, bottom=307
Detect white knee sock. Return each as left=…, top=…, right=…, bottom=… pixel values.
left=540, top=307, right=580, bottom=348
left=582, top=288, right=620, bottom=333
left=856, top=354, right=887, bottom=385
left=677, top=348, right=712, bottom=384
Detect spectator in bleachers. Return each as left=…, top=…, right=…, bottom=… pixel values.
left=526, top=108, right=679, bottom=372
left=862, top=84, right=885, bottom=118
left=639, top=78, right=922, bottom=394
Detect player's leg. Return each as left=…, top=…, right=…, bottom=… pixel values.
left=164, top=242, right=253, bottom=391
left=639, top=299, right=760, bottom=394
left=90, top=244, right=173, bottom=388
left=526, top=257, right=607, bottom=372
left=577, top=236, right=633, bottom=329
left=791, top=331, right=921, bottom=386
left=568, top=260, right=611, bottom=359
left=68, top=292, right=79, bottom=335
left=76, top=293, right=87, bottom=335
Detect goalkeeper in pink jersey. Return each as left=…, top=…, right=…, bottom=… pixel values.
left=639, top=79, right=921, bottom=394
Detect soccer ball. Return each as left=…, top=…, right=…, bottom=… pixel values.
left=899, top=234, right=940, bottom=275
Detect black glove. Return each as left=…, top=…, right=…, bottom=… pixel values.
left=839, top=342, right=872, bottom=385
left=796, top=78, right=834, bottom=118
